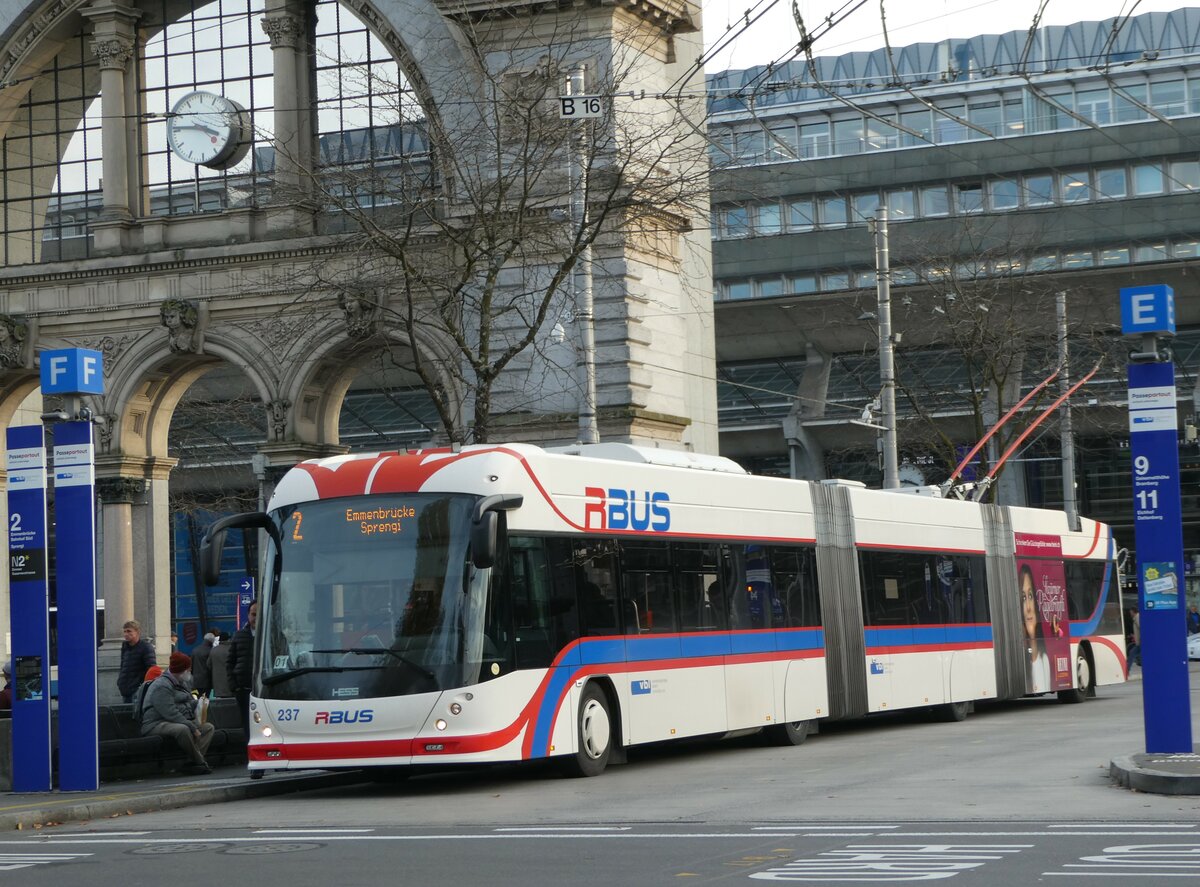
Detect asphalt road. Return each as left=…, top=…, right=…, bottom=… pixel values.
left=2, top=667, right=1199, bottom=886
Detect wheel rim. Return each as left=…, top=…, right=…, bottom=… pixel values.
left=580, top=698, right=611, bottom=760
left=1076, top=654, right=1091, bottom=692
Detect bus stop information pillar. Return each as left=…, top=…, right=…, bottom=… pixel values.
left=41, top=347, right=104, bottom=791
left=1121, top=284, right=1193, bottom=754
left=5, top=425, right=51, bottom=791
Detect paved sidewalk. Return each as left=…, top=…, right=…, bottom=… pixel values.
left=1108, top=666, right=1200, bottom=796
left=0, top=766, right=371, bottom=831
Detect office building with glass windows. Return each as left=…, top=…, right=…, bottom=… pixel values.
left=707, top=6, right=1200, bottom=576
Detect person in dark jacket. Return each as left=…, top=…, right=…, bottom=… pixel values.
left=142, top=652, right=214, bottom=774
left=227, top=601, right=257, bottom=744
left=0, top=661, right=11, bottom=710
left=118, top=620, right=157, bottom=703
left=191, top=632, right=215, bottom=695
left=210, top=632, right=233, bottom=698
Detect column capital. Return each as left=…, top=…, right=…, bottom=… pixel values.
left=90, top=36, right=135, bottom=71
left=261, top=14, right=304, bottom=49
left=96, top=476, right=147, bottom=504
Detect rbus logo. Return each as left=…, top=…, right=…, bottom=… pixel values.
left=314, top=709, right=375, bottom=725
left=584, top=487, right=670, bottom=532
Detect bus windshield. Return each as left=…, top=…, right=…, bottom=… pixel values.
left=257, top=493, right=490, bottom=701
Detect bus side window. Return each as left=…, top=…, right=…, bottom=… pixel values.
left=508, top=536, right=579, bottom=668
left=619, top=541, right=676, bottom=633
left=575, top=541, right=621, bottom=637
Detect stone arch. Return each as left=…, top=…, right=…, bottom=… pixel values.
left=101, top=333, right=275, bottom=461
left=282, top=315, right=461, bottom=449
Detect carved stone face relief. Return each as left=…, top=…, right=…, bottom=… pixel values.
left=160, top=299, right=200, bottom=353
left=0, top=314, right=29, bottom=369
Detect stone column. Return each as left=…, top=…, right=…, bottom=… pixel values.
left=81, top=0, right=142, bottom=252
left=262, top=0, right=315, bottom=233
left=96, top=476, right=142, bottom=703
left=97, top=477, right=141, bottom=635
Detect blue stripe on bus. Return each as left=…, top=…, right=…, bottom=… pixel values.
left=864, top=625, right=994, bottom=647
left=527, top=629, right=825, bottom=758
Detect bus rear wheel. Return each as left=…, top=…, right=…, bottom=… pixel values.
left=564, top=684, right=613, bottom=778
left=1058, top=649, right=1092, bottom=704
left=765, top=720, right=810, bottom=746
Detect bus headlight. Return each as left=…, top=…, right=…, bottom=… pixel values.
left=261, top=726, right=273, bottom=737
left=449, top=703, right=462, bottom=715
left=435, top=719, right=447, bottom=731
left=253, top=711, right=262, bottom=724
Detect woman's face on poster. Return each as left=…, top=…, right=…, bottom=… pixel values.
left=1022, top=570, right=1038, bottom=640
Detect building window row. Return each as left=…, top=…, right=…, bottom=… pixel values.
left=716, top=236, right=1200, bottom=301
left=715, top=155, right=1200, bottom=239
left=711, top=74, right=1200, bottom=166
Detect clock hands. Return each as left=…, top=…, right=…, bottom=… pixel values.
left=176, top=122, right=222, bottom=137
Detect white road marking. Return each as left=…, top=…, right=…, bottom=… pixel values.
left=0, top=852, right=91, bottom=871
left=495, top=826, right=631, bottom=832
left=254, top=829, right=375, bottom=834
left=37, top=832, right=149, bottom=837
left=754, top=826, right=901, bottom=831
left=1049, top=824, right=1197, bottom=829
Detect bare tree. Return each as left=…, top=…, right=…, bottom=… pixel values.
left=280, top=11, right=711, bottom=444
left=844, top=219, right=1122, bottom=498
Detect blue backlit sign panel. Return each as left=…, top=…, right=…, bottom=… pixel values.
left=39, top=348, right=104, bottom=395
left=1120, top=284, right=1176, bottom=336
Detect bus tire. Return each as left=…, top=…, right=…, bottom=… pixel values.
left=935, top=701, right=971, bottom=722
left=765, top=719, right=810, bottom=746
left=1058, top=648, right=1093, bottom=704
left=564, top=683, right=613, bottom=778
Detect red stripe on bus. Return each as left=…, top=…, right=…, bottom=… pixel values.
left=865, top=641, right=993, bottom=655
left=1064, top=521, right=1104, bottom=560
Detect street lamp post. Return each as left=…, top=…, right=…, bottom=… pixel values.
left=566, top=66, right=599, bottom=445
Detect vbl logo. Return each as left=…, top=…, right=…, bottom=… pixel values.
left=314, top=709, right=375, bottom=724
left=584, top=487, right=670, bottom=531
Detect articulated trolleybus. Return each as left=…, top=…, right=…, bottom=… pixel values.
left=201, top=443, right=1125, bottom=778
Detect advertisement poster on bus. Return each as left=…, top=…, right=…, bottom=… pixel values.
left=1014, top=533, right=1072, bottom=693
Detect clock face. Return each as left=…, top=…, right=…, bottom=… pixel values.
left=167, top=91, right=246, bottom=169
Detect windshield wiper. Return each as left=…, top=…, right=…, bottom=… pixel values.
left=261, top=665, right=354, bottom=686
left=309, top=647, right=437, bottom=681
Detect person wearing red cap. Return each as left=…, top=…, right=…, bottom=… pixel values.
left=140, top=651, right=215, bottom=774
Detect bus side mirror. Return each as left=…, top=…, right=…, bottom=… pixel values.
left=469, top=494, right=523, bottom=570
left=471, top=512, right=498, bottom=569
left=199, top=511, right=277, bottom=586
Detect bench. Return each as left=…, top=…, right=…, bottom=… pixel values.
left=98, top=697, right=245, bottom=779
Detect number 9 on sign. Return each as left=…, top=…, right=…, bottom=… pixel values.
left=1135, top=455, right=1150, bottom=476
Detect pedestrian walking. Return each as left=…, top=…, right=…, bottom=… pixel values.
left=117, top=620, right=157, bottom=703
left=1188, top=604, right=1200, bottom=635
left=227, top=601, right=257, bottom=745
left=210, top=632, right=233, bottom=697
left=192, top=632, right=215, bottom=695
left=141, top=652, right=214, bottom=774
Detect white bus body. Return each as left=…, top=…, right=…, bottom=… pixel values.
left=241, top=444, right=1124, bottom=775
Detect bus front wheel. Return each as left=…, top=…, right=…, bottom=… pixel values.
left=565, top=684, right=613, bottom=778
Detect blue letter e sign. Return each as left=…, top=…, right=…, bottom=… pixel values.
left=1120, top=284, right=1176, bottom=336
left=40, top=348, right=104, bottom=395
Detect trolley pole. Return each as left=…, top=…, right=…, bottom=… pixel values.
left=1120, top=283, right=1192, bottom=754
left=870, top=210, right=899, bottom=489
